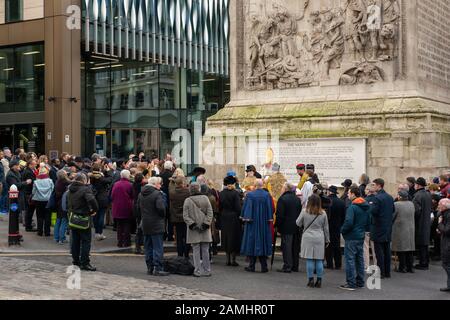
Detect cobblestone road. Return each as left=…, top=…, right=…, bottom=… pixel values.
left=0, top=257, right=232, bottom=300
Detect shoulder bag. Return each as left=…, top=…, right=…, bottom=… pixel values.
left=68, top=192, right=91, bottom=230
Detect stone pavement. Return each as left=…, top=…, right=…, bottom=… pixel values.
left=0, top=214, right=176, bottom=254
left=0, top=257, right=232, bottom=300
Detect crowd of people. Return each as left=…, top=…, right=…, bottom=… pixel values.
left=1, top=146, right=450, bottom=292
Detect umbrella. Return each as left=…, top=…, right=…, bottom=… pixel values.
left=270, top=225, right=277, bottom=270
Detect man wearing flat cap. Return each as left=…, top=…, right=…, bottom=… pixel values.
left=413, top=177, right=432, bottom=270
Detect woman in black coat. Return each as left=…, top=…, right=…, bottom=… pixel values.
left=90, top=163, right=113, bottom=240
left=218, top=176, right=242, bottom=266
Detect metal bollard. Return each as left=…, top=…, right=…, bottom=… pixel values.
left=8, top=185, right=21, bottom=246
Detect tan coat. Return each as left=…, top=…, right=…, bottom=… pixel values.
left=183, top=194, right=213, bottom=244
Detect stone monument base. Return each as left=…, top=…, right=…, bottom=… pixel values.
left=203, top=97, right=450, bottom=194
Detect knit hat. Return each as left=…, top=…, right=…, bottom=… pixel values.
left=296, top=164, right=305, bottom=170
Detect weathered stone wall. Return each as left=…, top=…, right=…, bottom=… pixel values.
left=204, top=0, right=450, bottom=195
left=205, top=98, right=450, bottom=194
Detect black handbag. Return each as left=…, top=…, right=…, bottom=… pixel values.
left=67, top=193, right=91, bottom=230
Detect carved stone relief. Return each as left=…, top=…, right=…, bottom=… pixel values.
left=244, top=0, right=400, bottom=90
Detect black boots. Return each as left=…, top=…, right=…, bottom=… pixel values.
left=315, top=278, right=322, bottom=288
left=80, top=264, right=97, bottom=272
left=307, top=278, right=322, bottom=288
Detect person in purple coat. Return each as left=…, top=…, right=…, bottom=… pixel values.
left=111, top=170, right=134, bottom=247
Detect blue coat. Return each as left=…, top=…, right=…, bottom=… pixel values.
left=341, top=198, right=371, bottom=241
left=370, top=189, right=395, bottom=242
left=240, top=189, right=273, bottom=257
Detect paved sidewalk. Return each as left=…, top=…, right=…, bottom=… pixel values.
left=0, top=214, right=176, bottom=254
left=0, top=257, right=232, bottom=300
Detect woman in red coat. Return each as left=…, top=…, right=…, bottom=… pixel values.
left=111, top=170, right=134, bottom=247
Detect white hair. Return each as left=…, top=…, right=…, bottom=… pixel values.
left=440, top=198, right=450, bottom=210
left=148, top=176, right=162, bottom=187
left=120, top=170, right=131, bottom=180
left=163, top=161, right=173, bottom=170
left=255, top=179, right=264, bottom=189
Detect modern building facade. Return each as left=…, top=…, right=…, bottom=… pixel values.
left=0, top=0, right=230, bottom=166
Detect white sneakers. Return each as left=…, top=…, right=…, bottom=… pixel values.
left=95, top=234, right=106, bottom=241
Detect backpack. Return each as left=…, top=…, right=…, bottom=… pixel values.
left=163, top=257, right=195, bottom=276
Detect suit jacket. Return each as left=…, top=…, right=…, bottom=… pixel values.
left=370, top=189, right=395, bottom=242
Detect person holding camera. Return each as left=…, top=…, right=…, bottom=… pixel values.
left=183, top=182, right=214, bottom=277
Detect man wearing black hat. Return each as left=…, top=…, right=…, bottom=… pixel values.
left=306, top=164, right=320, bottom=184
left=413, top=177, right=432, bottom=270
left=341, top=179, right=353, bottom=209
left=406, top=177, right=416, bottom=200
left=190, top=167, right=206, bottom=183
left=325, top=185, right=346, bottom=269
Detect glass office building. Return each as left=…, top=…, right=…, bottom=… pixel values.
left=81, top=0, right=230, bottom=162
left=81, top=55, right=229, bottom=160
left=0, top=42, right=45, bottom=154
left=0, top=0, right=229, bottom=163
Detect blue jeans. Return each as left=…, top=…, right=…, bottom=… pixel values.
left=144, top=233, right=164, bottom=272
left=54, top=218, right=68, bottom=242
left=306, top=259, right=324, bottom=279
left=93, top=207, right=106, bottom=234
left=344, top=240, right=365, bottom=288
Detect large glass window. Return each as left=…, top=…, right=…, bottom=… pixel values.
left=6, top=0, right=23, bottom=23
left=0, top=43, right=44, bottom=113
left=82, top=53, right=230, bottom=161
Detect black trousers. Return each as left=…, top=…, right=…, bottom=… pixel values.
left=249, top=256, right=268, bottom=271
left=374, top=241, right=391, bottom=277
left=444, top=262, right=450, bottom=289
left=174, top=222, right=190, bottom=258
left=417, top=245, right=430, bottom=267
left=71, top=228, right=92, bottom=266
left=398, top=251, right=414, bottom=272
left=281, top=232, right=300, bottom=271
left=25, top=195, right=36, bottom=230
left=116, top=219, right=131, bottom=247
left=135, top=218, right=144, bottom=248
left=35, top=201, right=51, bottom=236
left=325, top=239, right=342, bottom=269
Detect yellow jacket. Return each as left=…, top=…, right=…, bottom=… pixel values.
left=297, top=173, right=309, bottom=190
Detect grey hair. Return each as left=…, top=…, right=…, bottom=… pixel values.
left=440, top=198, right=450, bottom=210
left=163, top=161, right=173, bottom=170
left=284, top=182, right=296, bottom=192
left=56, top=169, right=68, bottom=180
left=74, top=172, right=87, bottom=184
left=148, top=176, right=162, bottom=187
left=189, top=182, right=201, bottom=195
left=398, top=183, right=409, bottom=192
left=120, top=170, right=131, bottom=180
left=366, top=182, right=377, bottom=193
